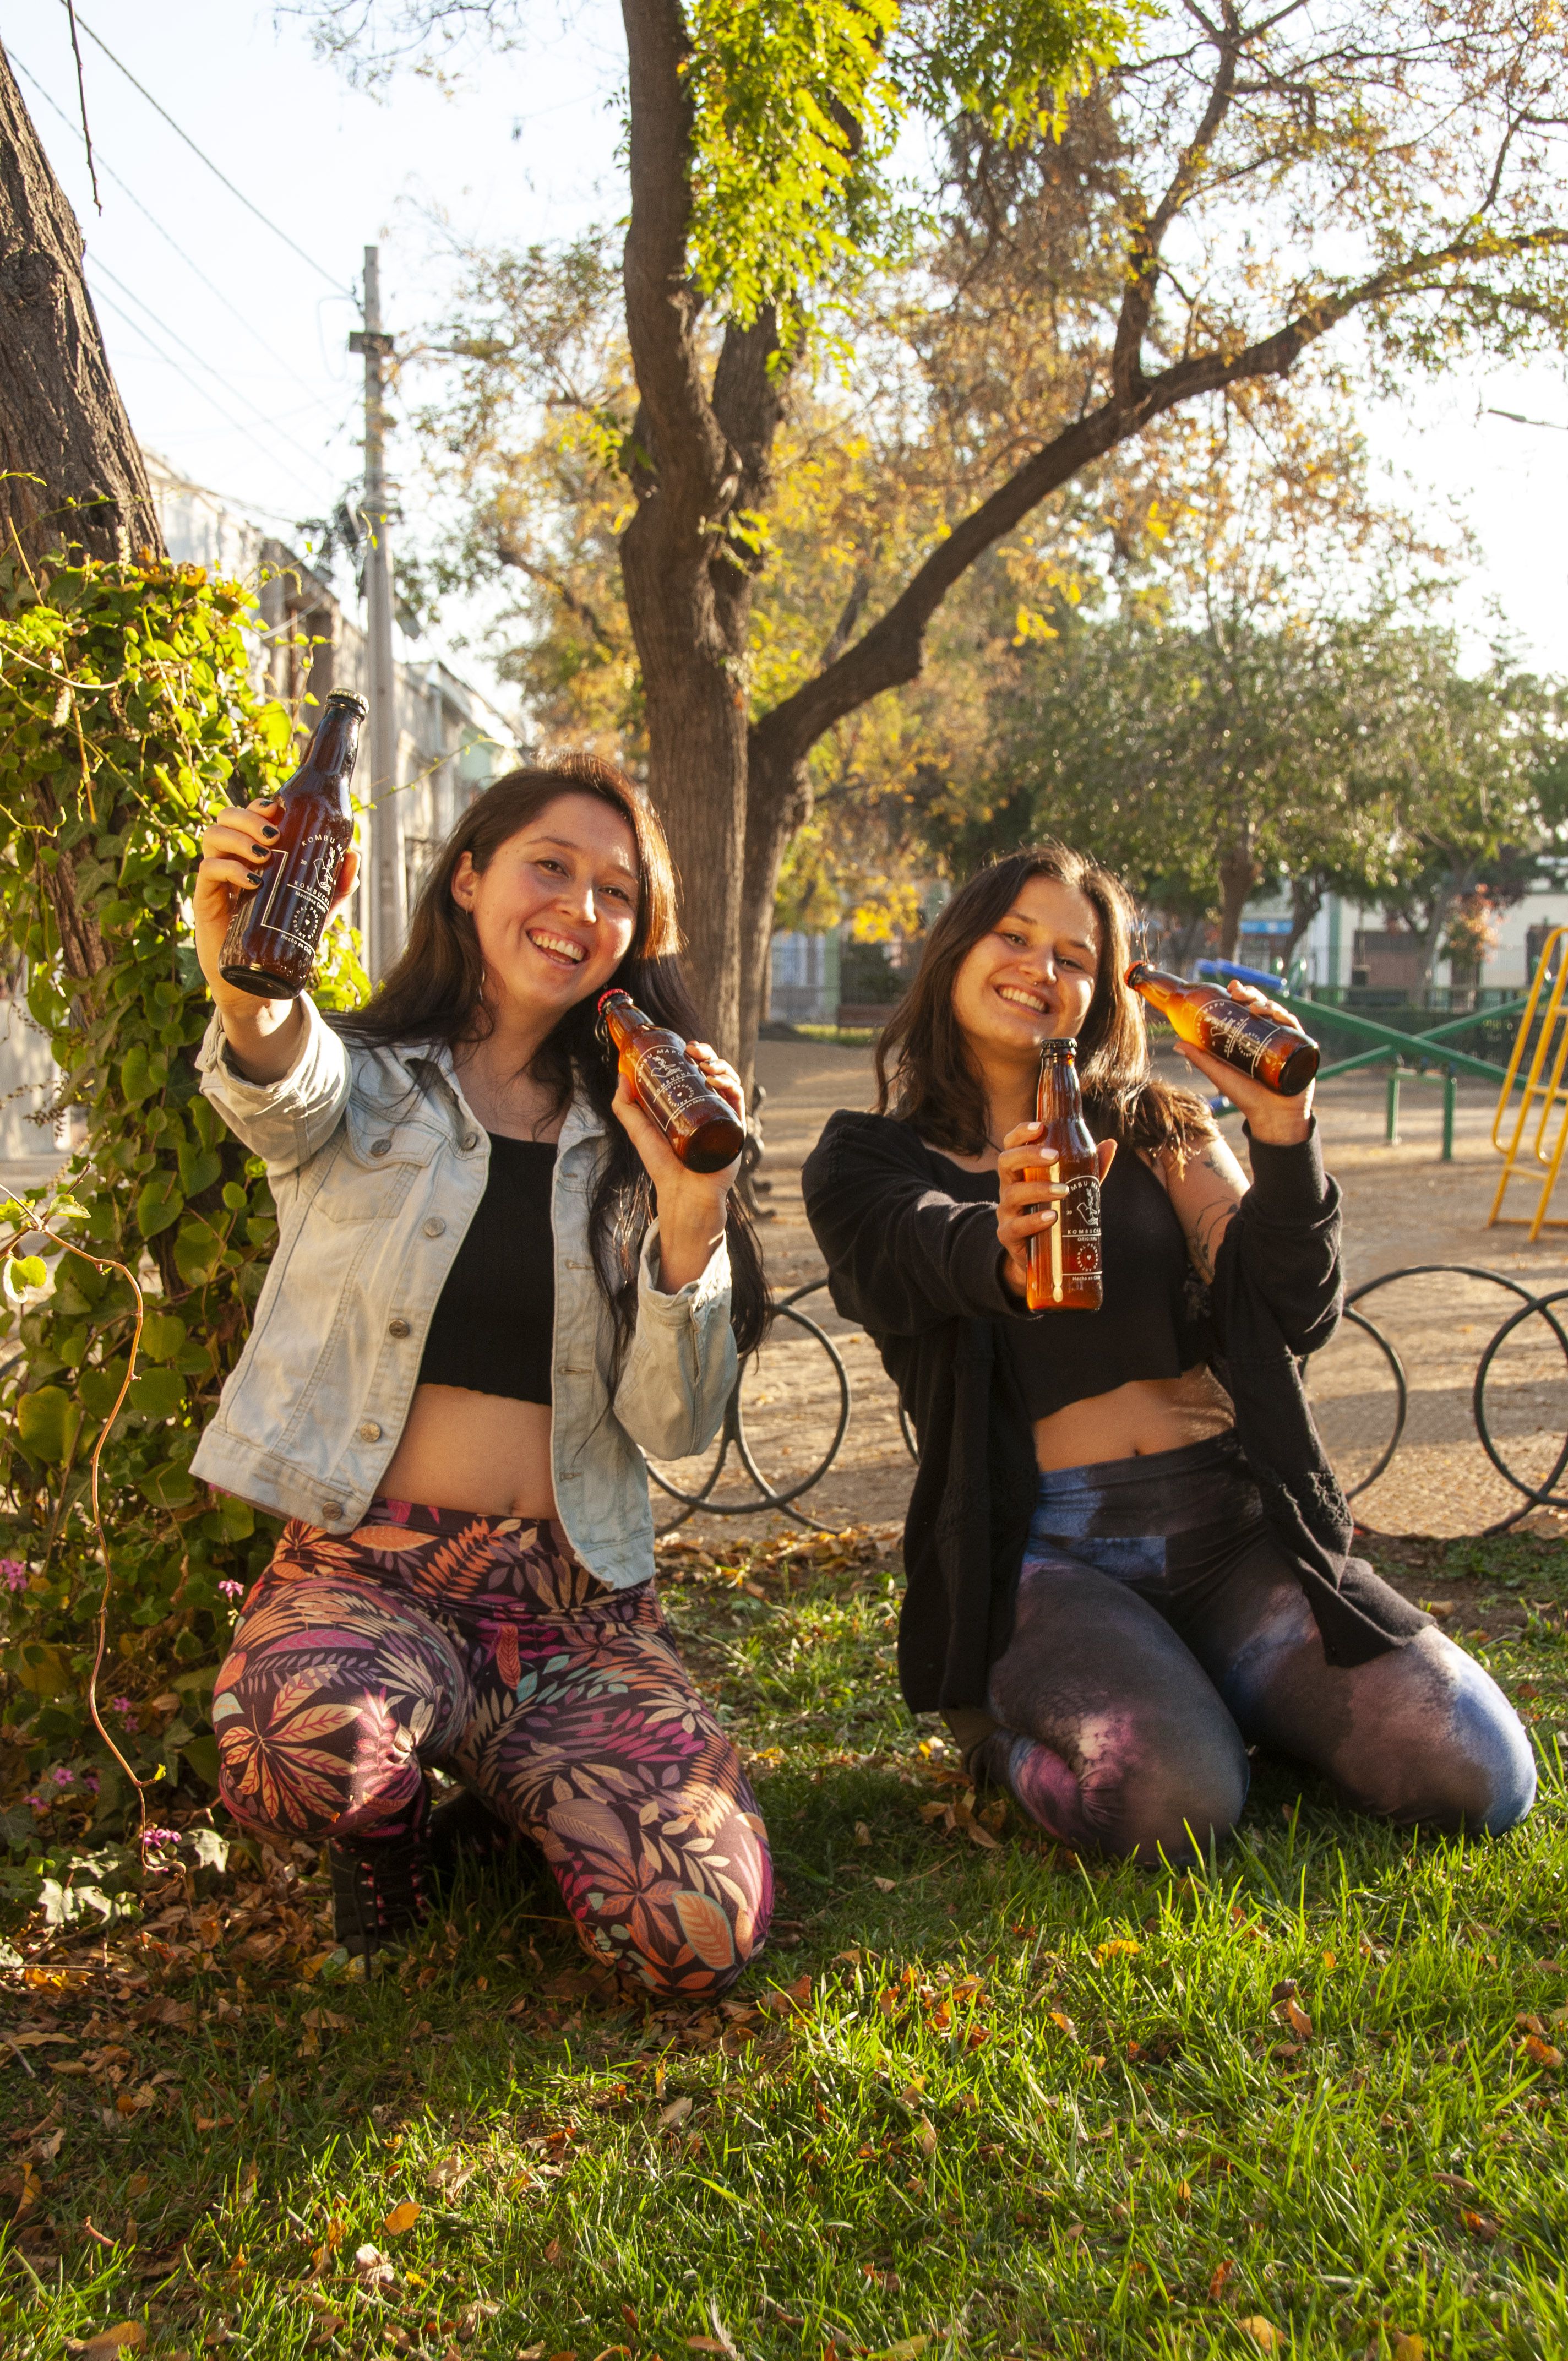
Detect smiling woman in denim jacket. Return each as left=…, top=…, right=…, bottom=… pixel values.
left=190, top=754, right=772, bottom=1990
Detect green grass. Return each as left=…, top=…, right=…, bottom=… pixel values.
left=5, top=1526, right=1568, bottom=2361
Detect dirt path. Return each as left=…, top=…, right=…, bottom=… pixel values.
left=654, top=1041, right=1568, bottom=1547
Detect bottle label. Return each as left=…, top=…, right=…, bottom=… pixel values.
left=254, top=828, right=344, bottom=954
left=1200, top=1004, right=1271, bottom=1077
left=631, top=1045, right=708, bottom=1131
left=1060, top=1173, right=1102, bottom=1276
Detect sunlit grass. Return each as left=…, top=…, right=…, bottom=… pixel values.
left=3, top=1528, right=1567, bottom=2360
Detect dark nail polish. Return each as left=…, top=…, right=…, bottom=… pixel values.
left=260, top=824, right=280, bottom=839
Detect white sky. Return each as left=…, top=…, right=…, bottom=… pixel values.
left=7, top=0, right=1568, bottom=716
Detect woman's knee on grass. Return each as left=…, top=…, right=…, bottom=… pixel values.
left=537, top=1774, right=775, bottom=2001
left=1330, top=1630, right=1537, bottom=1835
left=1080, top=1720, right=1251, bottom=1864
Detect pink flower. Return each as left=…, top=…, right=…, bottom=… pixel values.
left=24, top=1793, right=47, bottom=1813
left=218, top=1580, right=244, bottom=1600
left=52, top=1765, right=73, bottom=1785
left=1, top=1559, right=26, bottom=1590
left=81, top=1771, right=99, bottom=1794
left=111, top=1695, right=138, bottom=1729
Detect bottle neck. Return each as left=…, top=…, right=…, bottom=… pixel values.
left=284, top=705, right=361, bottom=803
left=1037, top=1053, right=1084, bottom=1125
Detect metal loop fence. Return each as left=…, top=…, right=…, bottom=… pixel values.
left=651, top=1263, right=1568, bottom=1540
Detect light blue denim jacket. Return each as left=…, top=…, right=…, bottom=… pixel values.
left=189, top=995, right=736, bottom=1585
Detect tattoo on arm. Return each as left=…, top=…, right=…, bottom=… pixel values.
left=1189, top=1199, right=1237, bottom=1282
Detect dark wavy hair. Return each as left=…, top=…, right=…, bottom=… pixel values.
left=874, top=843, right=1216, bottom=1161
left=335, top=754, right=770, bottom=1359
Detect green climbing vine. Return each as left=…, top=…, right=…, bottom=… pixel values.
left=0, top=553, right=364, bottom=1881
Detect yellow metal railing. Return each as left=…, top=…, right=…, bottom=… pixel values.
left=1489, top=925, right=1568, bottom=1238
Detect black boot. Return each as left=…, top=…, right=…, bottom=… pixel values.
left=328, top=1830, right=433, bottom=1960
left=426, top=1787, right=543, bottom=1895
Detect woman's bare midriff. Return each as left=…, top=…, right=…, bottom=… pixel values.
left=376, top=1385, right=558, bottom=1517
left=1031, top=1366, right=1234, bottom=1473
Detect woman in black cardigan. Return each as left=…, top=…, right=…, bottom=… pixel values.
left=803, top=846, right=1533, bottom=1862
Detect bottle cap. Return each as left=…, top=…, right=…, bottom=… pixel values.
left=1125, top=961, right=1149, bottom=984
left=1040, top=1036, right=1078, bottom=1057
left=325, top=690, right=369, bottom=718
left=597, top=987, right=632, bottom=1014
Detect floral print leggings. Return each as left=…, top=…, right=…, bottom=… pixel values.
left=213, top=1501, right=772, bottom=1998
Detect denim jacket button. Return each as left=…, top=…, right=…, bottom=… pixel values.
left=321, top=1500, right=344, bottom=1520
left=387, top=1317, right=411, bottom=1338
left=357, top=1421, right=382, bottom=1443
left=423, top=1217, right=447, bottom=1238
left=460, top=1130, right=481, bottom=1151
left=369, top=1138, right=392, bottom=1157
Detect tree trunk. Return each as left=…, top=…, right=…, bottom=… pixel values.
left=0, top=42, right=161, bottom=574
left=1284, top=872, right=1325, bottom=974
left=1217, top=835, right=1258, bottom=960
left=738, top=737, right=812, bottom=1086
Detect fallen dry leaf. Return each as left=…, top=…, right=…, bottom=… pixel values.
left=1521, top=2034, right=1563, bottom=2068
left=869, top=2341, right=929, bottom=2361
left=1390, top=2336, right=1424, bottom=2361
left=1208, top=2259, right=1235, bottom=2301
left=1283, top=1999, right=1313, bottom=2042
left=854, top=1822, right=872, bottom=1847
left=873, top=1877, right=896, bottom=1892
left=1461, top=2210, right=1502, bottom=2243
left=1048, top=2011, right=1077, bottom=2039
left=657, top=2095, right=694, bottom=2130
left=914, top=2115, right=938, bottom=2159
left=1096, top=1939, right=1141, bottom=1961
left=428, top=2153, right=476, bottom=2193
left=383, top=2201, right=421, bottom=2236
left=966, top=1818, right=1000, bottom=1851
left=81, top=2327, right=146, bottom=2361
left=1237, top=2320, right=1282, bottom=2353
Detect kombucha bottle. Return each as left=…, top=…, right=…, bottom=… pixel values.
left=1026, top=1036, right=1103, bottom=1313
left=1125, top=963, right=1319, bottom=1096
left=219, top=690, right=366, bottom=998
left=597, top=990, right=745, bottom=1173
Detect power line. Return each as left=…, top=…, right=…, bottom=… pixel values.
left=12, top=47, right=329, bottom=408
left=68, top=6, right=355, bottom=297
left=86, top=255, right=342, bottom=489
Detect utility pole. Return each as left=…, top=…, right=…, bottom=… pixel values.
left=349, top=245, right=401, bottom=980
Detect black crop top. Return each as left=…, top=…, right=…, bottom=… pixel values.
left=932, top=1147, right=1199, bottom=1419
left=418, top=1135, right=556, bottom=1405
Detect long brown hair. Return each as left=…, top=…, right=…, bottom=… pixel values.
left=336, top=754, right=770, bottom=1357
left=874, top=844, right=1216, bottom=1161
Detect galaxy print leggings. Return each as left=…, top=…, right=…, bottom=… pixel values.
left=213, top=1502, right=772, bottom=1997
left=951, top=1433, right=1536, bottom=1864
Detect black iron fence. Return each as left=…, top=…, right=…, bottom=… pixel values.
left=651, top=1264, right=1568, bottom=1539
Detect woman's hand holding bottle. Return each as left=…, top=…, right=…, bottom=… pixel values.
left=1168, top=980, right=1315, bottom=1145
left=612, top=1041, right=743, bottom=1294
left=995, top=1122, right=1117, bottom=1302
left=193, top=804, right=360, bottom=1081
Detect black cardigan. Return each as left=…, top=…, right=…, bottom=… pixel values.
left=801, top=1111, right=1429, bottom=1712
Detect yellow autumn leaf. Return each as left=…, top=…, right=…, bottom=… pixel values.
left=1390, top=2336, right=1424, bottom=2361
left=1096, top=1938, right=1141, bottom=1960
left=383, top=2200, right=421, bottom=2235
left=1237, top=2320, right=1282, bottom=2353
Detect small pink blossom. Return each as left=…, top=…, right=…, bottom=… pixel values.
left=24, top=1793, right=47, bottom=1813
left=110, top=1695, right=138, bottom=1729
left=1, top=1558, right=26, bottom=1590
left=217, top=1579, right=244, bottom=1600
left=51, top=1765, right=73, bottom=1785
left=81, top=1771, right=99, bottom=1794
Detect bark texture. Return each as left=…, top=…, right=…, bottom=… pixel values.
left=618, top=0, right=781, bottom=1057
left=0, top=40, right=161, bottom=572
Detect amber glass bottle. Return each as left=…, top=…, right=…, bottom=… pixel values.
left=1025, top=1037, right=1103, bottom=1312
left=1125, top=962, right=1319, bottom=1096
left=219, top=690, right=366, bottom=998
left=597, top=991, right=746, bottom=1173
